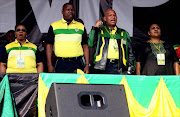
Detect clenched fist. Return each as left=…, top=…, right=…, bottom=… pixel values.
left=94, top=20, right=103, bottom=28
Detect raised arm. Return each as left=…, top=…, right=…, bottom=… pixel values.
left=88, top=20, right=103, bottom=48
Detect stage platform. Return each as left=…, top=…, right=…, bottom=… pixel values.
left=0, top=73, right=180, bottom=117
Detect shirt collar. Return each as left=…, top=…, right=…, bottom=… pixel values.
left=14, top=39, right=29, bottom=44
left=61, top=18, right=76, bottom=24
left=105, top=26, right=117, bottom=31
left=109, top=26, right=117, bottom=31
left=114, top=26, right=117, bottom=31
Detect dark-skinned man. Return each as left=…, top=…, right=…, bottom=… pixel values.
left=46, top=3, right=90, bottom=73
left=88, top=9, right=135, bottom=74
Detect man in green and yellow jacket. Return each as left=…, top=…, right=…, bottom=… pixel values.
left=88, top=9, right=135, bottom=74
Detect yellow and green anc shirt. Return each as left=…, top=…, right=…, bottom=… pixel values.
left=107, top=26, right=119, bottom=59
left=5, top=39, right=38, bottom=73
left=50, top=18, right=85, bottom=57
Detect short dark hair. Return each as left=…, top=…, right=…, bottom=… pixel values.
left=6, top=30, right=15, bottom=35
left=62, top=3, right=74, bottom=10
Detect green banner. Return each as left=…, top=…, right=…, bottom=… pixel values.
left=0, top=75, right=17, bottom=117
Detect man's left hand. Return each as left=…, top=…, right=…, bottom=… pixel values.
left=84, top=65, right=90, bottom=74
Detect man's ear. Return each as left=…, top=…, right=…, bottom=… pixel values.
left=62, top=10, right=63, bottom=14
left=103, top=16, right=106, bottom=22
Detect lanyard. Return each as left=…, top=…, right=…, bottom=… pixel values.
left=104, top=26, right=117, bottom=39
left=18, top=42, right=29, bottom=57
left=150, top=40, right=161, bottom=52
left=19, top=44, right=22, bottom=58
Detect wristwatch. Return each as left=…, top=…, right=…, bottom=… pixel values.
left=85, top=63, right=91, bottom=67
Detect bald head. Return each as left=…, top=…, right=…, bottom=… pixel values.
left=104, top=9, right=116, bottom=17
left=104, top=9, right=117, bottom=29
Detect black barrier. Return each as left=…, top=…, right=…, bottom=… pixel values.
left=7, top=73, right=39, bottom=117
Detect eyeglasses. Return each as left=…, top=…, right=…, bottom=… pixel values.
left=15, top=29, right=27, bottom=32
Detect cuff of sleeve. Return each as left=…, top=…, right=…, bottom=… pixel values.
left=92, top=26, right=99, bottom=30
left=127, top=66, right=135, bottom=74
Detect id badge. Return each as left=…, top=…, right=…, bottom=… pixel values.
left=113, top=44, right=118, bottom=51
left=113, top=40, right=119, bottom=51
left=17, top=57, right=25, bottom=68
left=157, top=54, right=165, bottom=65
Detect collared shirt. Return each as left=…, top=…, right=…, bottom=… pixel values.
left=46, top=18, right=87, bottom=45
left=61, top=18, right=76, bottom=24
left=46, top=18, right=88, bottom=57
left=14, top=39, right=29, bottom=44
left=0, top=39, right=42, bottom=73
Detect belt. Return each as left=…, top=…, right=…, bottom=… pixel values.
left=107, top=59, right=119, bottom=63
left=57, top=56, right=82, bottom=61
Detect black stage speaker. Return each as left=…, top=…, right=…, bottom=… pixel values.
left=45, top=83, right=130, bottom=117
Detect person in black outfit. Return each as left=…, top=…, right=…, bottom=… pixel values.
left=136, top=24, right=179, bottom=75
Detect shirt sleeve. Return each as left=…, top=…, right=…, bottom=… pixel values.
left=81, top=27, right=88, bottom=45
left=135, top=44, right=143, bottom=63
left=36, top=48, right=43, bottom=63
left=88, top=26, right=100, bottom=48
left=0, top=46, right=8, bottom=63
left=45, top=26, right=54, bottom=44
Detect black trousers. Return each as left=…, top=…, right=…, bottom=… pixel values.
left=54, top=58, right=84, bottom=73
